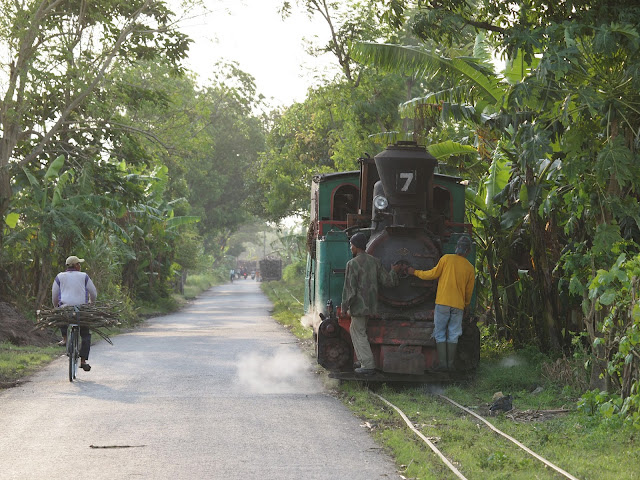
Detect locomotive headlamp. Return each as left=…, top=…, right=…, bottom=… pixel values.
left=373, top=195, right=389, bottom=210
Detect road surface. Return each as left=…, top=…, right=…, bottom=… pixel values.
left=0, top=280, right=399, bottom=479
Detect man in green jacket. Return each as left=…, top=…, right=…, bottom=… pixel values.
left=341, top=233, right=402, bottom=375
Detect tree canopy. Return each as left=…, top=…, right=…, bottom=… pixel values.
left=2, top=0, right=640, bottom=426
left=0, top=1, right=265, bottom=306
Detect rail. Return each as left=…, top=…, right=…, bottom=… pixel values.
left=371, top=393, right=468, bottom=480
left=438, top=394, right=579, bottom=480
left=264, top=283, right=303, bottom=312
left=372, top=391, right=580, bottom=480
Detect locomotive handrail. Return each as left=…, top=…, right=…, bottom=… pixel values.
left=317, top=219, right=348, bottom=236
left=443, top=220, right=473, bottom=234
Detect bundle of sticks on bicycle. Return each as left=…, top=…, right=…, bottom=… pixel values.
left=34, top=301, right=124, bottom=345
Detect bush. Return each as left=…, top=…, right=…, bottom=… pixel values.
left=283, top=259, right=305, bottom=284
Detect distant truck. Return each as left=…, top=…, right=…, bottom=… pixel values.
left=258, top=259, right=282, bottom=281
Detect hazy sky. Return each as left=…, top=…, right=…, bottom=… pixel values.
left=171, top=0, right=336, bottom=107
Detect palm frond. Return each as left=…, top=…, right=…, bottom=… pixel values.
left=166, top=216, right=200, bottom=230
left=352, top=42, right=506, bottom=105
left=427, top=140, right=477, bottom=160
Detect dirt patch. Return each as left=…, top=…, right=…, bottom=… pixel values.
left=0, top=302, right=58, bottom=347
left=505, top=408, right=571, bottom=423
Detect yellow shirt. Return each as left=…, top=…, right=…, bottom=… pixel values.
left=413, top=254, right=475, bottom=310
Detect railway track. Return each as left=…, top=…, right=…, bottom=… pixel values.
left=370, top=391, right=580, bottom=480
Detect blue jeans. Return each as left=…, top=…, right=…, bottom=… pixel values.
left=433, top=304, right=463, bottom=343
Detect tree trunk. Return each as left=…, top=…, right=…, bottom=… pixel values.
left=180, top=269, right=187, bottom=295
left=0, top=127, right=20, bottom=252
left=584, top=297, right=607, bottom=390
left=35, top=258, right=52, bottom=309
left=527, top=166, right=562, bottom=353
left=485, top=244, right=505, bottom=334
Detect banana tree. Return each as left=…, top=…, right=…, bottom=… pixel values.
left=351, top=35, right=572, bottom=350
left=116, top=165, right=200, bottom=298
left=6, top=155, right=103, bottom=306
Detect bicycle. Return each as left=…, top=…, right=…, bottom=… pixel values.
left=66, top=307, right=80, bottom=382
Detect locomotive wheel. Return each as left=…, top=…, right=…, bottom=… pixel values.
left=317, top=336, right=352, bottom=371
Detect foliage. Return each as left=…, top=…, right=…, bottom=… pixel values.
left=258, top=0, right=413, bottom=221
left=0, top=0, right=191, bottom=231
left=0, top=1, right=193, bottom=307
left=0, top=343, right=60, bottom=387
left=479, top=323, right=514, bottom=360
left=578, top=388, right=640, bottom=430
left=579, top=253, right=640, bottom=422
left=260, top=279, right=310, bottom=339
left=336, top=0, right=640, bottom=430
left=257, top=72, right=407, bottom=220
left=365, top=0, right=640, bottom=340
left=282, top=259, right=306, bottom=283
left=0, top=15, right=265, bottom=309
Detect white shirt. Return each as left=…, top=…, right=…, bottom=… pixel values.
left=52, top=270, right=98, bottom=307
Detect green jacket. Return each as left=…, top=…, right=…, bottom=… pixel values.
left=341, top=252, right=399, bottom=316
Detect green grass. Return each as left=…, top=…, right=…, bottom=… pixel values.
left=134, top=273, right=221, bottom=316
left=260, top=279, right=312, bottom=339
left=183, top=273, right=218, bottom=299
left=0, top=342, right=60, bottom=386
left=337, top=383, right=639, bottom=479
left=261, top=274, right=640, bottom=480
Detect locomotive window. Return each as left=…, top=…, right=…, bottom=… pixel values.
left=332, top=185, right=359, bottom=221
left=433, top=186, right=451, bottom=220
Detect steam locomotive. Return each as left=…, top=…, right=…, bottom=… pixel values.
left=304, top=141, right=480, bottom=380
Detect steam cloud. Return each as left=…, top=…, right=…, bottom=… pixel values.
left=300, top=313, right=316, bottom=329
left=236, top=349, right=311, bottom=394
left=499, top=355, right=523, bottom=368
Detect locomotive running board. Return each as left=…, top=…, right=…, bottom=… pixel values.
left=327, top=370, right=470, bottom=382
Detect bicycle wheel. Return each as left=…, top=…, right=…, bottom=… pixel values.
left=68, top=329, right=78, bottom=382
left=73, top=330, right=80, bottom=380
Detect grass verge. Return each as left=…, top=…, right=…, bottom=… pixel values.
left=0, top=342, right=61, bottom=387
left=335, top=372, right=640, bottom=479
left=261, top=278, right=640, bottom=480
left=259, top=279, right=312, bottom=339
left=183, top=273, right=218, bottom=299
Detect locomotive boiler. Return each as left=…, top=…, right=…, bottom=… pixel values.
left=304, top=141, right=480, bottom=380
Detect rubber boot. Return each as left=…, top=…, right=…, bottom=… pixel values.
left=436, top=342, right=448, bottom=371
left=445, top=342, right=458, bottom=371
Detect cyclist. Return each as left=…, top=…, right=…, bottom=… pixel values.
left=51, top=255, right=97, bottom=371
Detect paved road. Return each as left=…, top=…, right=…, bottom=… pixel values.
left=0, top=280, right=399, bottom=480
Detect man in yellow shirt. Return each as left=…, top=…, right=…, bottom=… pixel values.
left=407, top=235, right=475, bottom=371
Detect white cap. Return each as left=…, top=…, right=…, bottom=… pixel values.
left=65, top=255, right=85, bottom=266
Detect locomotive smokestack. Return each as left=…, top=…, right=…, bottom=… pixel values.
left=373, top=141, right=437, bottom=227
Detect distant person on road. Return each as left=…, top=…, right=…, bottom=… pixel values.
left=407, top=235, right=475, bottom=371
left=230, top=269, right=235, bottom=282
left=52, top=255, right=98, bottom=371
left=340, top=233, right=402, bottom=376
